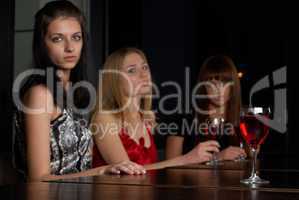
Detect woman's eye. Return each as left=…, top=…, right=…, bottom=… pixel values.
left=52, top=37, right=62, bottom=43
left=73, top=35, right=82, bottom=41
left=127, top=67, right=136, bottom=74
left=143, top=64, right=149, bottom=70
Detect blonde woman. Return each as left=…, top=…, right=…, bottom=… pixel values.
left=92, top=47, right=220, bottom=171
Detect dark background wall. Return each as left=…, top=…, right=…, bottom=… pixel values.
left=0, top=0, right=290, bottom=161
left=0, top=0, right=16, bottom=184
left=0, top=0, right=14, bottom=154
left=99, top=0, right=289, bottom=159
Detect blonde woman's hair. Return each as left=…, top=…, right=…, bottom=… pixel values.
left=92, top=47, right=155, bottom=125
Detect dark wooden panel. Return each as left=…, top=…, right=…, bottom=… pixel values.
left=2, top=182, right=299, bottom=200
left=48, top=161, right=299, bottom=192
left=0, top=154, right=18, bottom=186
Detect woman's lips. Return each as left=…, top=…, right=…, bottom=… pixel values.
left=64, top=56, right=77, bottom=62
left=140, top=81, right=151, bottom=87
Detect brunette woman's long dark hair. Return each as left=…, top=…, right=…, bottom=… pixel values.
left=21, top=0, right=89, bottom=110
left=195, top=55, right=241, bottom=127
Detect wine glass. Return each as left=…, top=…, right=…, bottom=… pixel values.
left=234, top=126, right=247, bottom=162
left=239, top=106, right=271, bottom=184
left=205, top=117, right=225, bottom=166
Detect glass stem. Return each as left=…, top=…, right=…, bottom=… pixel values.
left=213, top=152, right=217, bottom=161
left=240, top=142, right=244, bottom=149
left=250, top=148, right=258, bottom=177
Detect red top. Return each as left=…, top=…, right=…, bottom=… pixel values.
left=92, top=123, right=158, bottom=167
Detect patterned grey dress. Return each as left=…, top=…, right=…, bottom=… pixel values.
left=14, top=108, right=92, bottom=178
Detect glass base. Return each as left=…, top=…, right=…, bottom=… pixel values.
left=240, top=174, right=269, bottom=184
left=205, top=159, right=224, bottom=166
left=234, top=155, right=247, bottom=162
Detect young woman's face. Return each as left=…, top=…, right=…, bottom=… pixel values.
left=120, top=53, right=152, bottom=97
left=45, top=17, right=83, bottom=70
left=205, top=79, right=232, bottom=107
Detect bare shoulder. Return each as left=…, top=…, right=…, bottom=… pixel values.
left=22, top=84, right=54, bottom=113
left=90, top=112, right=121, bottom=136
left=91, top=112, right=120, bottom=124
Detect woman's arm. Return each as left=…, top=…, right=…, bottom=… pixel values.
left=165, top=135, right=247, bottom=166
left=165, top=136, right=184, bottom=159
left=24, top=86, right=104, bottom=181
left=216, top=146, right=247, bottom=161
left=92, top=113, right=219, bottom=171
left=92, top=114, right=131, bottom=164
left=39, top=166, right=105, bottom=181
left=24, top=86, right=145, bottom=182
left=23, top=85, right=55, bottom=181
left=41, top=161, right=146, bottom=182
left=145, top=140, right=220, bottom=170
